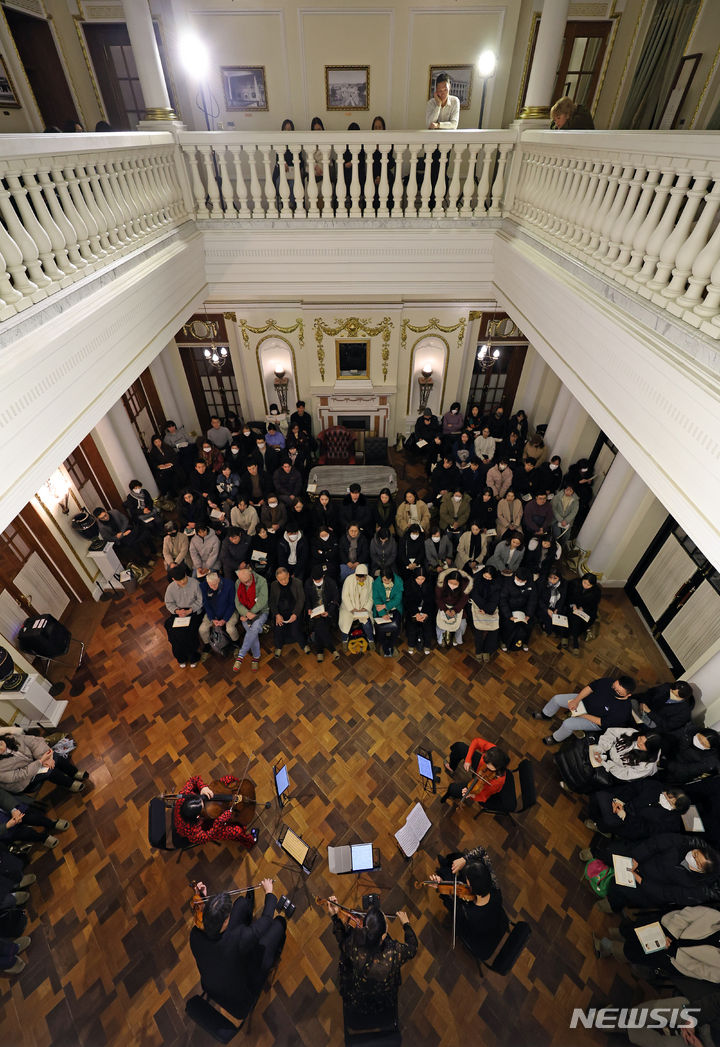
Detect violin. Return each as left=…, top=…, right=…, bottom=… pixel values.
left=415, top=878, right=477, bottom=902
left=164, top=777, right=270, bottom=826
left=190, top=880, right=265, bottom=930
left=314, top=896, right=398, bottom=928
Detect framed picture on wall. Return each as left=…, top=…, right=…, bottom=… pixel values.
left=325, top=66, right=369, bottom=111
left=221, top=66, right=268, bottom=111
left=428, top=65, right=473, bottom=109
left=0, top=57, right=21, bottom=108
left=336, top=340, right=369, bottom=378
left=657, top=53, right=702, bottom=130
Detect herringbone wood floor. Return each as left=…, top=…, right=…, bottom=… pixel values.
left=0, top=566, right=669, bottom=1047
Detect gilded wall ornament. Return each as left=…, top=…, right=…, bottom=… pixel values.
left=314, top=316, right=393, bottom=381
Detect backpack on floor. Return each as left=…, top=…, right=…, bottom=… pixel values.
left=347, top=623, right=368, bottom=655
left=584, top=858, right=614, bottom=898
left=209, top=626, right=232, bottom=657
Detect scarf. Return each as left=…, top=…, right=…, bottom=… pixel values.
left=236, top=576, right=257, bottom=610
left=284, top=532, right=301, bottom=565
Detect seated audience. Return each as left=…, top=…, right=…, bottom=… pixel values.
left=469, top=565, right=501, bottom=661
left=311, top=490, right=338, bottom=535
left=664, top=727, right=720, bottom=785
left=94, top=506, right=154, bottom=565
left=190, top=523, right=220, bottom=579
left=522, top=492, right=554, bottom=539
left=339, top=523, right=370, bottom=583
left=512, top=459, right=539, bottom=503
left=220, top=527, right=250, bottom=580
left=496, top=489, right=522, bottom=538
left=260, top=494, right=287, bottom=535
left=149, top=435, right=181, bottom=497
left=441, top=401, right=465, bottom=441
left=273, top=459, right=303, bottom=507
left=536, top=569, right=569, bottom=644
left=230, top=497, right=259, bottom=536
left=407, top=408, right=442, bottom=464
left=206, top=415, right=232, bottom=452
left=435, top=568, right=471, bottom=648
left=586, top=782, right=691, bottom=839
left=473, top=425, right=495, bottom=466
left=486, top=459, right=512, bottom=501
left=404, top=570, right=435, bottom=655
left=430, top=457, right=461, bottom=502
left=233, top=565, right=270, bottom=672
left=438, top=488, right=471, bottom=540
left=373, top=488, right=396, bottom=533
left=164, top=565, right=203, bottom=668
left=162, top=521, right=190, bottom=576
left=635, top=680, right=695, bottom=733
left=425, top=525, right=454, bottom=577
left=487, top=531, right=525, bottom=576
left=499, top=568, right=537, bottom=652
left=398, top=524, right=427, bottom=581
left=535, top=673, right=635, bottom=745
left=199, top=572, right=239, bottom=651
left=304, top=565, right=340, bottom=662
left=559, top=728, right=663, bottom=794
left=277, top=525, right=310, bottom=581
left=311, top=526, right=340, bottom=580
left=524, top=534, right=562, bottom=580
left=455, top=520, right=486, bottom=574
left=339, top=565, right=375, bottom=651
left=370, top=528, right=398, bottom=577
left=269, top=567, right=308, bottom=657
left=551, top=484, right=580, bottom=540
left=339, top=483, right=372, bottom=535
left=523, top=433, right=546, bottom=467
left=597, top=834, right=720, bottom=914
left=566, top=572, right=602, bottom=652
left=371, top=568, right=403, bottom=657
left=0, top=733, right=87, bottom=795
left=453, top=431, right=475, bottom=471
left=395, top=490, right=430, bottom=536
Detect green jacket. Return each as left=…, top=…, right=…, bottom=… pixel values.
left=235, top=570, right=269, bottom=616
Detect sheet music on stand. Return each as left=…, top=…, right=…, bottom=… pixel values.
left=394, top=803, right=431, bottom=858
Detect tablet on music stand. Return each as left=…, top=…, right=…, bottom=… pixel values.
left=277, top=823, right=316, bottom=875
left=274, top=762, right=290, bottom=808
left=417, top=748, right=436, bottom=794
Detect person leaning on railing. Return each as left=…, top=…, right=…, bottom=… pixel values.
left=550, top=95, right=595, bottom=130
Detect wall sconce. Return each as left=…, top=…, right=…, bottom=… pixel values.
left=418, top=366, right=434, bottom=412
left=40, top=470, right=71, bottom=514
left=273, top=365, right=289, bottom=414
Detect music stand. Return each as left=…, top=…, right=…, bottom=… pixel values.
left=272, top=760, right=314, bottom=817
left=271, top=823, right=317, bottom=909
left=416, top=748, right=437, bottom=795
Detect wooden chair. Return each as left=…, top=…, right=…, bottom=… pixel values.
left=318, top=426, right=356, bottom=465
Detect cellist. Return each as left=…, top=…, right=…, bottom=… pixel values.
left=173, top=774, right=257, bottom=848
left=426, top=847, right=508, bottom=959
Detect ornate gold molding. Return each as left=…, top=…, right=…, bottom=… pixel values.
left=519, top=105, right=551, bottom=119
left=143, top=107, right=177, bottom=121
left=400, top=317, right=466, bottom=356
left=237, top=318, right=305, bottom=402
left=255, top=334, right=299, bottom=413
left=223, top=311, right=237, bottom=323
left=314, top=316, right=393, bottom=382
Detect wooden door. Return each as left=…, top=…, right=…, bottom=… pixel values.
left=82, top=21, right=174, bottom=130
left=465, top=313, right=527, bottom=417
left=518, top=18, right=612, bottom=115
left=3, top=5, right=79, bottom=129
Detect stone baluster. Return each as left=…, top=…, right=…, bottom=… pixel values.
left=345, top=144, right=361, bottom=217
left=184, top=145, right=210, bottom=218
left=305, top=147, right=319, bottom=215
left=112, top=159, right=144, bottom=236
left=582, top=162, right=621, bottom=254
left=377, top=144, right=391, bottom=216
left=417, top=143, right=434, bottom=218
left=318, top=146, right=333, bottom=217
left=701, top=253, right=720, bottom=333
left=23, top=166, right=77, bottom=275
left=138, top=153, right=165, bottom=225
left=592, top=162, right=630, bottom=258
left=95, top=162, right=130, bottom=244
left=50, top=164, right=96, bottom=261
left=544, top=157, right=574, bottom=232
left=121, top=159, right=152, bottom=234
left=0, top=247, right=25, bottom=317
left=155, top=152, right=180, bottom=220
left=0, top=218, right=35, bottom=302
left=634, top=170, right=691, bottom=286
left=65, top=163, right=105, bottom=255
left=517, top=151, right=539, bottom=218
left=602, top=163, right=646, bottom=267
left=445, top=143, right=462, bottom=217
left=475, top=144, right=494, bottom=217
left=6, top=169, right=68, bottom=283
left=554, top=158, right=587, bottom=238
left=675, top=177, right=720, bottom=315
left=434, top=145, right=449, bottom=217
left=37, top=167, right=87, bottom=271
left=198, top=146, right=223, bottom=217
left=620, top=167, right=675, bottom=280
left=212, top=145, right=232, bottom=220
left=488, top=143, right=511, bottom=217
left=361, top=145, right=374, bottom=215
left=260, top=145, right=276, bottom=218
left=290, top=147, right=305, bottom=219
left=0, top=176, right=52, bottom=291
left=245, top=146, right=263, bottom=216
left=534, top=152, right=561, bottom=225
left=645, top=173, right=711, bottom=299
left=459, top=143, right=481, bottom=217
left=566, top=161, right=601, bottom=247
left=274, top=146, right=291, bottom=218
left=166, top=150, right=187, bottom=218
left=576, top=161, right=612, bottom=249
left=523, top=151, right=544, bottom=221
left=77, top=163, right=113, bottom=250
left=611, top=166, right=660, bottom=270
left=400, top=144, right=414, bottom=216
left=227, top=145, right=250, bottom=218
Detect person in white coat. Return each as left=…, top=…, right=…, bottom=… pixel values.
left=339, top=564, right=375, bottom=651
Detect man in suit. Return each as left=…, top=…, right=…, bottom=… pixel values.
left=190, top=878, right=286, bottom=1020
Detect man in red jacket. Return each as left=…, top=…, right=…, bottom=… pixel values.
left=439, top=737, right=510, bottom=806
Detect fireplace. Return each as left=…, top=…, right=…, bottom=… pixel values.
left=338, top=415, right=371, bottom=431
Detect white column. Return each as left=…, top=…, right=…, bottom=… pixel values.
left=148, top=343, right=183, bottom=424
left=540, top=384, right=571, bottom=451
left=576, top=453, right=633, bottom=551
left=686, top=649, right=720, bottom=727
left=585, top=470, right=648, bottom=578
left=93, top=401, right=158, bottom=498
left=520, top=0, right=571, bottom=120
left=162, top=342, right=201, bottom=437
left=121, top=0, right=176, bottom=122
left=512, top=346, right=549, bottom=424
left=543, top=389, right=590, bottom=464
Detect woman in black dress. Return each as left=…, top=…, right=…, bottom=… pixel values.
left=429, top=846, right=508, bottom=960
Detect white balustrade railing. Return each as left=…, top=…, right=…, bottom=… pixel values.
left=175, top=130, right=515, bottom=222
left=509, top=130, right=720, bottom=339
left=0, top=132, right=189, bottom=321
left=3, top=127, right=720, bottom=343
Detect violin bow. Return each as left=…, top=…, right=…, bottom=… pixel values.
left=318, top=897, right=398, bottom=920
left=191, top=880, right=265, bottom=907
left=451, top=874, right=458, bottom=951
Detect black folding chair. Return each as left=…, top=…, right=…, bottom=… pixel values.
left=147, top=796, right=199, bottom=858
left=461, top=920, right=532, bottom=977
left=474, top=759, right=537, bottom=825
left=343, top=998, right=401, bottom=1046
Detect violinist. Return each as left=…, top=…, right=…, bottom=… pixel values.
left=327, top=897, right=417, bottom=1016
left=439, top=737, right=509, bottom=806
left=173, top=775, right=257, bottom=849
left=427, top=847, right=508, bottom=960
left=190, top=878, right=286, bottom=1021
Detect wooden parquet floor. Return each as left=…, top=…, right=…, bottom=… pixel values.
left=0, top=567, right=670, bottom=1047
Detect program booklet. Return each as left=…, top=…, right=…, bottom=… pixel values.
left=394, top=803, right=432, bottom=858
left=635, top=922, right=666, bottom=955
left=612, top=853, right=636, bottom=888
